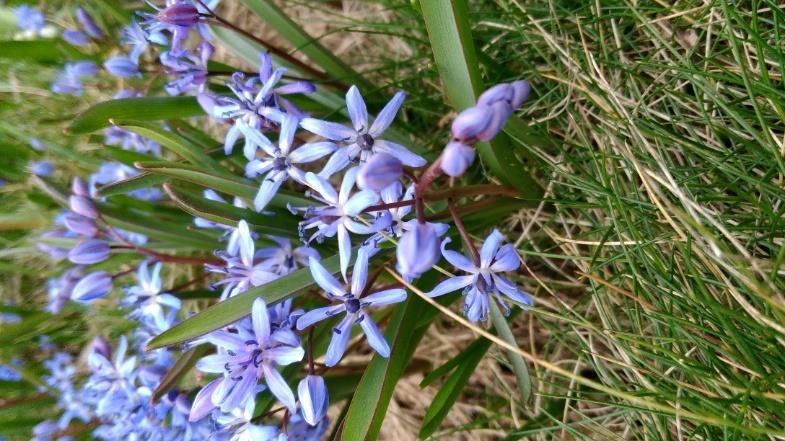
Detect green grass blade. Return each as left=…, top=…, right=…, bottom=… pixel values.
left=146, top=254, right=343, bottom=350
left=419, top=0, right=542, bottom=198
left=67, top=97, right=203, bottom=134
left=238, top=0, right=370, bottom=88
left=0, top=39, right=91, bottom=64
left=97, top=173, right=166, bottom=198
left=489, top=301, right=531, bottom=403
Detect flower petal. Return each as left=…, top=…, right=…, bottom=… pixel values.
left=289, top=142, right=337, bottom=163
left=296, top=305, right=342, bottom=330
left=318, top=148, right=352, bottom=177
left=363, top=288, right=407, bottom=306
left=324, top=315, right=353, bottom=367
left=189, top=378, right=221, bottom=421
left=369, top=91, right=405, bottom=136
left=359, top=315, right=390, bottom=357
left=238, top=220, right=255, bottom=267
left=426, top=275, right=473, bottom=298
left=344, top=190, right=379, bottom=216
left=196, top=354, right=231, bottom=373
left=254, top=171, right=286, bottom=212
left=301, top=118, right=356, bottom=141
left=373, top=140, right=426, bottom=167
left=252, top=297, right=271, bottom=342
left=441, top=239, right=476, bottom=273
left=337, top=224, right=352, bottom=280
left=351, top=246, right=369, bottom=295
left=278, top=114, right=299, bottom=154
left=297, top=375, right=329, bottom=426
left=490, top=244, right=520, bottom=272
left=480, top=229, right=504, bottom=268
left=493, top=274, right=532, bottom=307
left=346, top=85, right=369, bottom=132
left=263, top=363, right=297, bottom=412
left=308, top=256, right=345, bottom=298
left=305, top=172, right=338, bottom=203
left=265, top=345, right=304, bottom=366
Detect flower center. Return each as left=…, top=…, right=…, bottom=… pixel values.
left=357, top=133, right=375, bottom=151
left=345, top=296, right=361, bottom=313
left=273, top=156, right=289, bottom=171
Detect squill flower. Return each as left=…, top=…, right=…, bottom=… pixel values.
left=124, top=261, right=182, bottom=329
left=297, top=249, right=407, bottom=366
left=301, top=85, right=426, bottom=176
left=427, top=230, right=532, bottom=322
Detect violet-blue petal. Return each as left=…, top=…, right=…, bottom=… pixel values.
left=298, top=375, right=329, bottom=426
left=451, top=106, right=492, bottom=141
left=493, top=274, right=533, bottom=307
left=156, top=2, right=200, bottom=27
left=196, top=354, right=231, bottom=373
left=510, top=80, right=531, bottom=108
left=369, top=91, right=405, bottom=136
left=300, top=118, right=356, bottom=141
left=477, top=83, right=514, bottom=107
left=324, top=315, right=352, bottom=367
left=318, top=148, right=352, bottom=177
left=289, top=142, right=337, bottom=164
left=476, top=101, right=512, bottom=141
left=104, top=56, right=140, bottom=78
left=396, top=222, right=440, bottom=279
left=69, top=195, right=98, bottom=219
left=296, top=305, right=344, bottom=330
left=305, top=172, right=338, bottom=203
left=254, top=171, right=286, bottom=212
left=263, top=364, right=297, bottom=412
left=440, top=238, right=476, bottom=273
left=372, top=140, right=426, bottom=168
left=252, top=297, right=271, bottom=342
left=278, top=114, right=299, bottom=154
left=346, top=85, right=368, bottom=132
left=72, top=271, right=112, bottom=302
left=350, top=247, right=369, bottom=296
left=440, top=142, right=476, bottom=177
left=63, top=214, right=97, bottom=237
left=359, top=315, right=390, bottom=357
left=189, top=377, right=221, bottom=421
left=62, top=29, right=89, bottom=46
left=68, top=239, right=109, bottom=265
left=344, top=190, right=379, bottom=216
left=426, top=275, right=474, bottom=298
left=76, top=7, right=104, bottom=38
left=265, top=346, right=305, bottom=366
left=491, top=243, right=520, bottom=272
left=275, top=80, right=316, bottom=95
left=308, top=256, right=345, bottom=298
left=357, top=152, right=402, bottom=191
left=480, top=229, right=504, bottom=268
left=362, top=288, right=407, bottom=307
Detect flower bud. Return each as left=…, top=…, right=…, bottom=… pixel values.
left=357, top=153, right=402, bottom=191
left=71, top=177, right=89, bottom=197
left=156, top=3, right=201, bottom=27
left=189, top=378, right=220, bottom=422
left=440, top=142, right=476, bottom=177
left=451, top=106, right=492, bottom=142
left=477, top=83, right=514, bottom=107
left=90, top=336, right=112, bottom=359
left=396, top=222, right=440, bottom=280
left=29, top=161, right=54, bottom=177
left=62, top=29, right=89, bottom=46
left=68, top=239, right=110, bottom=265
left=103, top=56, right=140, bottom=78
left=64, top=213, right=98, bottom=237
left=298, top=375, right=329, bottom=426
left=76, top=7, right=104, bottom=38
left=69, top=195, right=98, bottom=219
left=510, top=80, right=531, bottom=109
left=477, top=101, right=512, bottom=142
left=72, top=271, right=112, bottom=302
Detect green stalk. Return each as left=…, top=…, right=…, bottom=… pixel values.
left=489, top=300, right=531, bottom=403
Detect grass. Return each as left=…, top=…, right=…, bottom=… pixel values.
left=1, top=0, right=784, bottom=439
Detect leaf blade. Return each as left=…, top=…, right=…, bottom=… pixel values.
left=68, top=97, right=203, bottom=134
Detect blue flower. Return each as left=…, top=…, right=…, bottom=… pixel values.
left=75, top=7, right=104, bottom=38
left=291, top=168, right=388, bottom=278
left=245, top=114, right=337, bottom=211
left=160, top=41, right=213, bottom=95
left=124, top=261, right=182, bottom=329
left=67, top=239, right=110, bottom=265
left=141, top=0, right=210, bottom=55
left=15, top=5, right=44, bottom=32
left=104, top=56, right=141, bottom=78
left=206, top=220, right=279, bottom=299
left=297, top=249, right=407, bottom=366
left=396, top=222, right=441, bottom=281
left=254, top=236, right=319, bottom=276
left=301, top=85, right=425, bottom=177
left=46, top=267, right=83, bottom=313
left=356, top=152, right=402, bottom=191
left=62, top=29, right=90, bottom=46
left=297, top=375, right=329, bottom=426
left=51, top=61, right=98, bottom=96
left=29, top=160, right=54, bottom=176
left=191, top=298, right=305, bottom=416
left=72, top=271, right=112, bottom=302
left=426, top=230, right=532, bottom=322
left=122, top=20, right=167, bottom=63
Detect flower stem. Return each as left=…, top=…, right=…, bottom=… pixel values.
left=489, top=300, right=532, bottom=404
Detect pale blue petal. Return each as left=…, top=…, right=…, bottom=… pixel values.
left=301, top=118, right=355, bottom=141
left=296, top=305, right=344, bottom=330
left=490, top=244, right=520, bottom=272
left=359, top=315, right=389, bottom=357
left=369, top=91, right=405, bottom=136
left=265, top=345, right=304, bottom=366
left=238, top=220, right=255, bottom=267
left=339, top=167, right=359, bottom=205
left=346, top=85, right=368, bottom=132
left=289, top=142, right=337, bottom=163
left=308, top=256, right=345, bottom=298
left=254, top=171, right=286, bottom=212
left=441, top=239, right=476, bottom=273
left=337, top=224, right=351, bottom=281
left=493, top=274, right=532, bottom=307
left=373, top=140, right=426, bottom=167
left=351, top=246, right=369, bottom=295
left=344, top=190, right=379, bottom=216
left=298, top=375, right=328, bottom=426
left=480, top=229, right=504, bottom=268
left=426, top=275, right=473, bottom=298
left=252, top=297, right=271, bottom=342
left=318, top=148, right=352, bottom=177
left=363, top=288, right=407, bottom=306
left=263, top=364, right=297, bottom=412
left=196, top=354, right=231, bottom=373
left=324, top=315, right=353, bottom=367
left=245, top=158, right=274, bottom=179
left=305, top=172, right=338, bottom=203
left=278, top=114, right=298, bottom=154
left=189, top=378, right=220, bottom=421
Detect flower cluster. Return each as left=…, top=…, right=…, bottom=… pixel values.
left=23, top=1, right=537, bottom=439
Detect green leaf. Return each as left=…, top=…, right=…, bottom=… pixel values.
left=420, top=337, right=491, bottom=388
left=146, top=254, right=343, bottom=350
left=97, top=173, right=166, bottom=198
left=99, top=203, right=218, bottom=250
left=67, top=97, right=203, bottom=135
left=152, top=345, right=209, bottom=403
left=419, top=0, right=542, bottom=198
left=135, top=161, right=314, bottom=208
left=340, top=273, right=440, bottom=440
left=113, top=121, right=224, bottom=173
left=163, top=183, right=301, bottom=238
left=238, top=0, right=370, bottom=88
left=419, top=338, right=487, bottom=438
left=0, top=40, right=88, bottom=63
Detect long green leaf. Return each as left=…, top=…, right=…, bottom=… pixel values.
left=67, top=97, right=203, bottom=134
left=0, top=40, right=88, bottom=63
left=99, top=203, right=218, bottom=249
left=135, top=161, right=314, bottom=208
left=113, top=121, right=224, bottom=173
left=238, top=0, right=370, bottom=88
left=163, top=183, right=300, bottom=237
left=97, top=173, right=166, bottom=198
left=146, top=254, right=342, bottom=350
left=420, top=0, right=542, bottom=198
